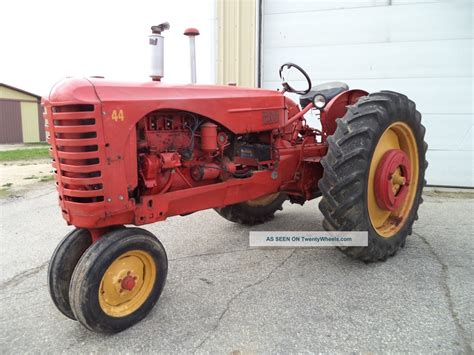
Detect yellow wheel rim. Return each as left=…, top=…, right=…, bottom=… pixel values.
left=245, top=193, right=280, bottom=207
left=99, top=250, right=156, bottom=317
left=368, top=122, right=419, bottom=238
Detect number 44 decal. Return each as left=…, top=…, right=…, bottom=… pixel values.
left=111, top=109, right=125, bottom=122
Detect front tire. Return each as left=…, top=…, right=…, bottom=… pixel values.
left=319, top=91, right=427, bottom=262
left=69, top=228, right=168, bottom=333
left=48, top=228, right=92, bottom=320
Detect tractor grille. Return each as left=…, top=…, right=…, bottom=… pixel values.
left=46, top=104, right=105, bottom=204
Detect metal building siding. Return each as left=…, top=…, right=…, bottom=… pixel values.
left=37, top=103, right=46, bottom=142
left=261, top=0, right=473, bottom=187
left=20, top=102, right=40, bottom=143
left=0, top=100, right=23, bottom=143
left=217, top=0, right=257, bottom=87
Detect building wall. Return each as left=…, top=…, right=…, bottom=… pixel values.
left=0, top=85, right=43, bottom=143
left=260, top=0, right=473, bottom=187
left=217, top=0, right=257, bottom=87
left=20, top=101, right=40, bottom=143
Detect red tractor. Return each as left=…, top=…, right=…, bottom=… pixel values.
left=44, top=24, right=427, bottom=333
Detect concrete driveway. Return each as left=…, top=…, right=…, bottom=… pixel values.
left=0, top=184, right=472, bottom=353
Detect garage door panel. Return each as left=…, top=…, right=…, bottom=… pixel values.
left=263, top=39, right=471, bottom=81
left=0, top=100, right=23, bottom=143
left=393, top=0, right=446, bottom=4
left=426, top=150, right=473, bottom=187
left=264, top=0, right=388, bottom=14
left=263, top=77, right=473, bottom=114
left=422, top=114, right=473, bottom=151
left=264, top=2, right=471, bottom=48
left=344, top=78, right=472, bottom=115
left=262, top=0, right=473, bottom=187
left=264, top=0, right=448, bottom=14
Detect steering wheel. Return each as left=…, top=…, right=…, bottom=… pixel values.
left=278, top=62, right=312, bottom=95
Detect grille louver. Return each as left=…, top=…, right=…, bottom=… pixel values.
left=47, top=104, right=105, bottom=203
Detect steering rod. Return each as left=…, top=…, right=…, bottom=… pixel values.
left=285, top=102, right=314, bottom=127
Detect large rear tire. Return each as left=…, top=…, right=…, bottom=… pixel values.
left=215, top=193, right=286, bottom=225
left=318, top=91, right=427, bottom=262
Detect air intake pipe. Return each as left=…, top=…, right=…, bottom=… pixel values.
left=184, top=27, right=200, bottom=83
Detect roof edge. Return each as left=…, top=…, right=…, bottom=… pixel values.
left=0, top=83, right=41, bottom=100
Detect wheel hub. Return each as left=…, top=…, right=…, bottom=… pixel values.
left=121, top=273, right=137, bottom=291
left=375, top=149, right=411, bottom=211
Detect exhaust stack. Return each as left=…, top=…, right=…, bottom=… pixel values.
left=149, top=22, right=170, bottom=81
left=184, top=28, right=200, bottom=83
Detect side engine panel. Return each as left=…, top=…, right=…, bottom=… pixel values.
left=136, top=111, right=274, bottom=197
left=135, top=110, right=276, bottom=198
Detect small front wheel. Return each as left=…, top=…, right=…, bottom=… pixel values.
left=69, top=228, right=168, bottom=333
left=48, top=228, right=93, bottom=320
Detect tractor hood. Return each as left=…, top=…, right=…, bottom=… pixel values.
left=47, top=77, right=290, bottom=134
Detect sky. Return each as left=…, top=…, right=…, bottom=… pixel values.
left=0, top=0, right=217, bottom=97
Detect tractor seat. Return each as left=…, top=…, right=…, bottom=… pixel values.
left=299, top=81, right=349, bottom=108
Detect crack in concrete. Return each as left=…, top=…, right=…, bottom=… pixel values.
left=193, top=249, right=296, bottom=353
left=0, top=261, right=48, bottom=289
left=0, top=285, right=45, bottom=300
left=414, top=232, right=472, bottom=354
left=169, top=248, right=254, bottom=262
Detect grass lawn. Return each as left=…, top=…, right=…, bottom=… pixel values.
left=0, top=147, right=50, bottom=161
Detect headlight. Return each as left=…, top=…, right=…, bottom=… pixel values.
left=312, top=94, right=326, bottom=109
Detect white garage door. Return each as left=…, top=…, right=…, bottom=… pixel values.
left=261, top=0, right=473, bottom=187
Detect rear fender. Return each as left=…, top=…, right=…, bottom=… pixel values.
left=321, top=89, right=368, bottom=136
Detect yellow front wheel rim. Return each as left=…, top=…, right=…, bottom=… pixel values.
left=99, top=250, right=156, bottom=317
left=368, top=122, right=419, bottom=238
